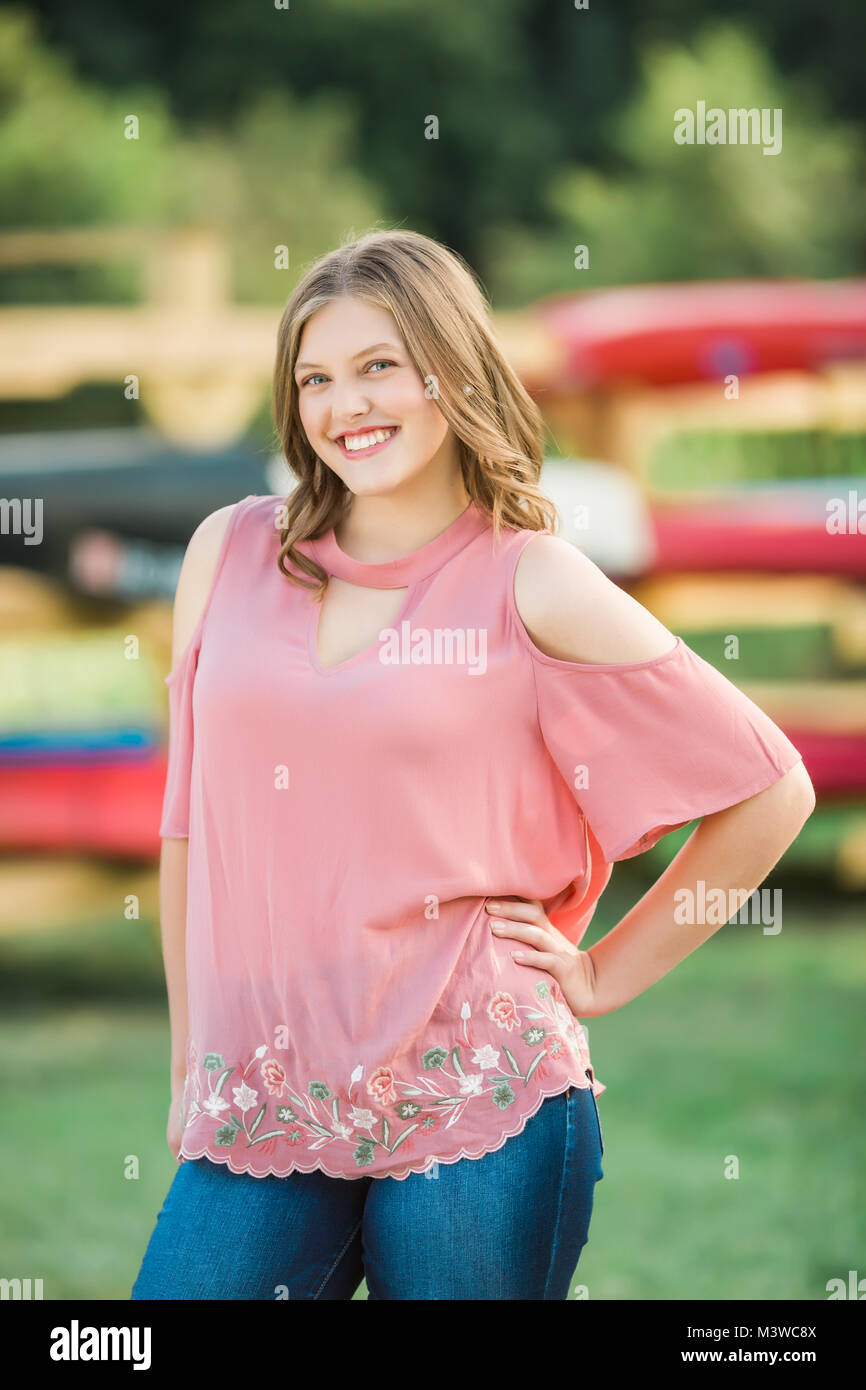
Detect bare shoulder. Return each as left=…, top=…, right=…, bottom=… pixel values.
left=170, top=502, right=240, bottom=667
left=512, top=532, right=677, bottom=665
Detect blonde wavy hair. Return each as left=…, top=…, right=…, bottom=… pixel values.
left=270, top=227, right=558, bottom=594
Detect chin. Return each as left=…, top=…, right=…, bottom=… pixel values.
left=343, top=461, right=422, bottom=494
left=345, top=477, right=405, bottom=499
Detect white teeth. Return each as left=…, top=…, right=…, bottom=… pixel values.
left=342, top=427, right=396, bottom=452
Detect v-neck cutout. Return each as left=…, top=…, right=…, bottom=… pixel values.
left=308, top=578, right=414, bottom=675
left=305, top=500, right=490, bottom=676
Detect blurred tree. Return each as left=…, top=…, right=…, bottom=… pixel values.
left=485, top=23, right=866, bottom=301
left=2, top=4, right=864, bottom=305
left=0, top=9, right=385, bottom=303
left=18, top=0, right=866, bottom=279
left=16, top=0, right=564, bottom=267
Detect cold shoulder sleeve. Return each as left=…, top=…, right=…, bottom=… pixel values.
left=158, top=494, right=254, bottom=839
left=530, top=634, right=805, bottom=863
left=159, top=637, right=199, bottom=838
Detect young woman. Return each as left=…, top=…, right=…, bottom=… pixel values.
left=131, top=228, right=814, bottom=1301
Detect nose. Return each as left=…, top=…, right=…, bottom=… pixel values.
left=328, top=375, right=373, bottom=429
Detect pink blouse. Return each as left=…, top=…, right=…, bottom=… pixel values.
left=160, top=494, right=803, bottom=1180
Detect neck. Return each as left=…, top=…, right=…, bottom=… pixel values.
left=334, top=482, right=472, bottom=564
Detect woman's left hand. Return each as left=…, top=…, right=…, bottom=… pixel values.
left=485, top=896, right=597, bottom=1017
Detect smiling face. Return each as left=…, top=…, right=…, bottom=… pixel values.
left=293, top=295, right=457, bottom=499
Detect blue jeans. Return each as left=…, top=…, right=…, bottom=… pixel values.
left=131, top=1078, right=604, bottom=1300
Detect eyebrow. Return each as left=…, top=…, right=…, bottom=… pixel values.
left=295, top=342, right=402, bottom=372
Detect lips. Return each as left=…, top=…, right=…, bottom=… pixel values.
left=334, top=426, right=401, bottom=458
left=335, top=426, right=398, bottom=442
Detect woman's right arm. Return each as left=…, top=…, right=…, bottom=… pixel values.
left=161, top=502, right=238, bottom=1157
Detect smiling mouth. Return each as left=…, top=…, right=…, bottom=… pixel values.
left=335, top=426, right=400, bottom=458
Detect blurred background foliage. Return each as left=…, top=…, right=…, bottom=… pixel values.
left=3, top=1, right=865, bottom=306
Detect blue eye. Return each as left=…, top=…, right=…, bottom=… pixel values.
left=299, top=360, right=396, bottom=388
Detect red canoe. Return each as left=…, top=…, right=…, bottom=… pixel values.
left=537, top=279, right=866, bottom=388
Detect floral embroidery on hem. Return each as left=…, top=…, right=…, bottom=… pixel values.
left=181, top=980, right=602, bottom=1173
left=178, top=1072, right=594, bottom=1182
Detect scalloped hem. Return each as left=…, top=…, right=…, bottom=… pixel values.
left=178, top=1069, right=600, bottom=1182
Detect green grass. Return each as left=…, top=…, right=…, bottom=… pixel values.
left=0, top=873, right=863, bottom=1300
